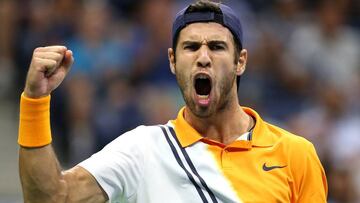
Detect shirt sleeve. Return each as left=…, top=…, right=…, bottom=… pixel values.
left=78, top=126, right=146, bottom=202
left=293, top=141, right=328, bottom=202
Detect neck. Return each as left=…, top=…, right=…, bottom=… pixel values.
left=184, top=98, right=253, bottom=145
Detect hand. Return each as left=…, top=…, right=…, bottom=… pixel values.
left=24, top=46, right=74, bottom=98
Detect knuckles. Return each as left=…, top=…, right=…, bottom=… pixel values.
left=33, top=47, right=43, bottom=53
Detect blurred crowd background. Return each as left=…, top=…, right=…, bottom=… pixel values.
left=0, top=0, right=359, bottom=202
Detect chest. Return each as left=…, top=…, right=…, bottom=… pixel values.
left=141, top=140, right=292, bottom=203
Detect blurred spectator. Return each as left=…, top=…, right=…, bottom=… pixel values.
left=348, top=0, right=360, bottom=28
left=285, top=0, right=360, bottom=201
left=287, top=0, right=360, bottom=103
left=259, top=0, right=307, bottom=45
left=139, top=85, right=181, bottom=125
left=327, top=168, right=357, bottom=203
left=241, top=0, right=311, bottom=122
left=130, top=0, right=175, bottom=86
left=15, top=0, right=76, bottom=90
left=67, top=0, right=134, bottom=81
left=63, top=1, right=137, bottom=163
left=0, top=0, right=17, bottom=100
left=65, top=74, right=96, bottom=166
left=94, top=75, right=145, bottom=151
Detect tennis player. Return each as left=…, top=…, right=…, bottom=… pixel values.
left=18, top=1, right=327, bottom=202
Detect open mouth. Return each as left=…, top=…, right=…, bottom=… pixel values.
left=194, top=74, right=212, bottom=96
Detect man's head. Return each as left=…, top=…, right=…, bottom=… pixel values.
left=168, top=0, right=247, bottom=118
left=172, top=1, right=243, bottom=64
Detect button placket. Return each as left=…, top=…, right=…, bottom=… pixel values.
left=221, top=147, right=232, bottom=169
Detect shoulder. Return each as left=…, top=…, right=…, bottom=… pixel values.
left=265, top=122, right=313, bottom=149
left=244, top=107, right=314, bottom=151
left=261, top=121, right=319, bottom=166
left=264, top=122, right=323, bottom=173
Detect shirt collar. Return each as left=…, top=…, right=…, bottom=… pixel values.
left=170, top=107, right=202, bottom=147
left=242, top=107, right=276, bottom=147
left=170, top=106, right=276, bottom=149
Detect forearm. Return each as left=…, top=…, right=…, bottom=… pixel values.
left=19, top=145, right=68, bottom=202
left=18, top=46, right=106, bottom=203
left=18, top=93, right=67, bottom=202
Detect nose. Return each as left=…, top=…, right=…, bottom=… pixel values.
left=196, top=45, right=211, bottom=68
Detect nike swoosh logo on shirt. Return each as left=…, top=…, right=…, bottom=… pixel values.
left=262, top=163, right=287, bottom=171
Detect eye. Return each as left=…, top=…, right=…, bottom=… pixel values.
left=208, top=43, right=225, bottom=51
left=184, top=43, right=200, bottom=51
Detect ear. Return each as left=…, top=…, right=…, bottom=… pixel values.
left=168, top=48, right=176, bottom=75
left=235, top=49, right=248, bottom=76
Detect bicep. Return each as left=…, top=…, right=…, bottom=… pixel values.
left=63, top=166, right=108, bottom=203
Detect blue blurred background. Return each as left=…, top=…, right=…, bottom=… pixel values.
left=0, top=0, right=359, bottom=202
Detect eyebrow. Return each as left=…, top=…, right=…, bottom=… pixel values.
left=182, top=40, right=228, bottom=47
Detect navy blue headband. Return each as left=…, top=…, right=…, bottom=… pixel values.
left=172, top=4, right=243, bottom=49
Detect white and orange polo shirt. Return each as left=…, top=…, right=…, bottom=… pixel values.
left=79, top=107, right=327, bottom=203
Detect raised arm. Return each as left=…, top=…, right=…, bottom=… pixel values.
left=18, top=46, right=107, bottom=203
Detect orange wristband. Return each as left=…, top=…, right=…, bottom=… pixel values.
left=18, top=93, right=52, bottom=147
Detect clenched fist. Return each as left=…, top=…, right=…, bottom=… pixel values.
left=24, top=46, right=74, bottom=98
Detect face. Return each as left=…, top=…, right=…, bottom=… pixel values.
left=168, top=22, right=247, bottom=118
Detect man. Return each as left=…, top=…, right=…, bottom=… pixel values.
left=18, top=1, right=327, bottom=202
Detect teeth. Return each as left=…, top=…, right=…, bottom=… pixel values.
left=198, top=95, right=209, bottom=98
left=198, top=75, right=208, bottom=79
